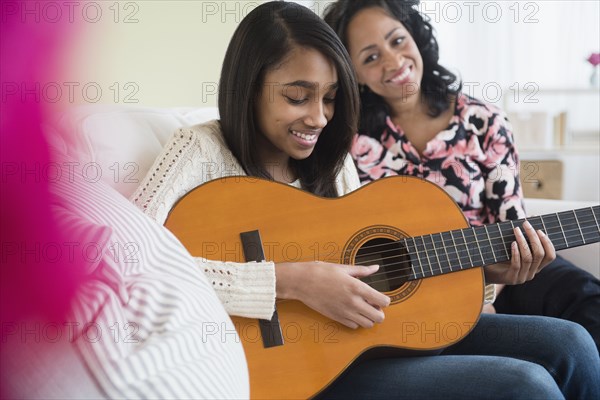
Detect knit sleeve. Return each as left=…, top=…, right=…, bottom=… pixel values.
left=130, top=122, right=243, bottom=225
left=336, top=153, right=362, bottom=195
left=196, top=258, right=276, bottom=319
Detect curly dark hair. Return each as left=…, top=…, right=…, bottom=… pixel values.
left=323, top=0, right=461, bottom=135
left=219, top=1, right=359, bottom=197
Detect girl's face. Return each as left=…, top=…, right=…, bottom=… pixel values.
left=346, top=7, right=423, bottom=103
left=256, top=46, right=338, bottom=168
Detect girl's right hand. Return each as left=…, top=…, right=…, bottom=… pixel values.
left=275, top=262, right=391, bottom=329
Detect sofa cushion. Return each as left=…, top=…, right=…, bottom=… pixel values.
left=48, top=105, right=219, bottom=198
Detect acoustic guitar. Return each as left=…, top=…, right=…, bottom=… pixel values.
left=165, top=175, right=599, bottom=399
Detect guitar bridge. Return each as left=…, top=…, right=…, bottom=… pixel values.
left=240, top=230, right=284, bottom=348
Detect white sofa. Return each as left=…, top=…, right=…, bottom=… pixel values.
left=48, top=104, right=599, bottom=278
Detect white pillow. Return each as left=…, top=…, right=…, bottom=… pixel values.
left=47, top=105, right=219, bottom=198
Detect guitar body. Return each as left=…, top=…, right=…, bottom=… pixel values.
left=165, top=176, right=484, bottom=399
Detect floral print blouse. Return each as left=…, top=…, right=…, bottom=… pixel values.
left=352, top=94, right=526, bottom=226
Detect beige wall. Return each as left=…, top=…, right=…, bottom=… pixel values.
left=66, top=1, right=268, bottom=108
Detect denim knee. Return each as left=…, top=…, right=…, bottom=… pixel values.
left=543, top=319, right=600, bottom=399
left=548, top=318, right=596, bottom=362
left=497, top=362, right=563, bottom=400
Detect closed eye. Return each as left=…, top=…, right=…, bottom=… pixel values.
left=285, top=96, right=307, bottom=105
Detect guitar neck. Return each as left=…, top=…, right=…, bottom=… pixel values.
left=404, top=205, right=600, bottom=280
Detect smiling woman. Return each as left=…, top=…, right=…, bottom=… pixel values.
left=254, top=47, right=338, bottom=183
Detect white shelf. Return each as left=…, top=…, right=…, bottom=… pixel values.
left=520, top=146, right=600, bottom=158
left=503, top=87, right=600, bottom=151
left=509, top=87, right=600, bottom=94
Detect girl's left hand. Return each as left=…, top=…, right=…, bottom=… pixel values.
left=483, top=220, right=555, bottom=284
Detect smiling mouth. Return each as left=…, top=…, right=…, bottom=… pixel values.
left=387, top=66, right=411, bottom=84
left=291, top=130, right=318, bottom=143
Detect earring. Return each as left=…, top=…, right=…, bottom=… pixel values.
left=359, top=84, right=367, bottom=94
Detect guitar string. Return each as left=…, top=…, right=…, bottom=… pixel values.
left=341, top=225, right=598, bottom=269
left=312, top=215, right=599, bottom=267
left=268, top=228, right=600, bottom=291
left=353, top=225, right=589, bottom=288
left=287, top=219, right=600, bottom=286
left=335, top=211, right=599, bottom=258
left=265, top=209, right=599, bottom=288
left=358, top=221, right=599, bottom=280
left=353, top=220, right=600, bottom=268
left=344, top=213, right=598, bottom=256
left=356, top=223, right=600, bottom=287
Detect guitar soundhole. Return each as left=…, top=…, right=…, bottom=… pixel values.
left=355, top=238, right=410, bottom=292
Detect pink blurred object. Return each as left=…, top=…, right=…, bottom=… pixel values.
left=587, top=52, right=600, bottom=66
left=1, top=1, right=93, bottom=397
left=0, top=1, right=83, bottom=324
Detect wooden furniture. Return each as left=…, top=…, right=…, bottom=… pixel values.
left=520, top=159, right=563, bottom=199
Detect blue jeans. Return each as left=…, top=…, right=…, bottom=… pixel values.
left=495, top=256, right=600, bottom=353
left=319, top=314, right=599, bottom=399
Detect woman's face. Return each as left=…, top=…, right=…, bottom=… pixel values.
left=256, top=46, right=338, bottom=167
left=346, top=7, right=423, bottom=103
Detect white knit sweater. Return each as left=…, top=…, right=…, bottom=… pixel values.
left=131, top=120, right=361, bottom=319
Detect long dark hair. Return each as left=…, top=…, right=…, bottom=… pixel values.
left=218, top=1, right=359, bottom=197
left=324, top=0, right=461, bottom=135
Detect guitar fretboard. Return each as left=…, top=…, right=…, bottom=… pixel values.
left=403, top=206, right=600, bottom=280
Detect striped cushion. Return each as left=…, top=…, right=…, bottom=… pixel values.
left=50, top=162, right=248, bottom=399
